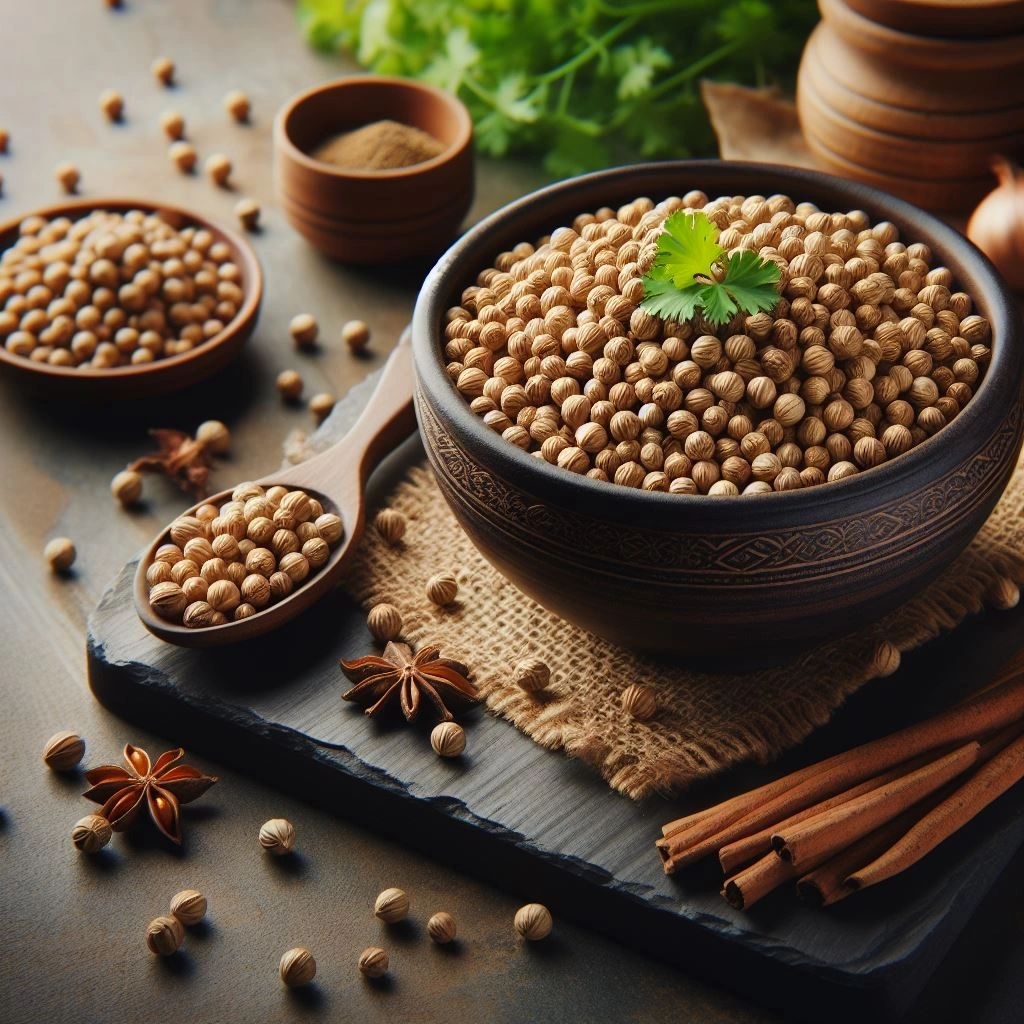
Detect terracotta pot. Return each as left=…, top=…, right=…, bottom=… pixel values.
left=411, top=161, right=1024, bottom=663
left=797, top=0, right=1024, bottom=211
left=274, top=76, right=474, bottom=265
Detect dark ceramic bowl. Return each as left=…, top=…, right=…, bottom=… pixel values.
left=411, top=161, right=1024, bottom=662
left=273, top=76, right=474, bottom=265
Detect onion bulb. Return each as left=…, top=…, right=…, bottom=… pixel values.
left=966, top=156, right=1024, bottom=291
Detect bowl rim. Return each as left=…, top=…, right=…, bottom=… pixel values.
left=0, top=196, right=263, bottom=388
left=273, top=74, right=473, bottom=182
left=413, top=159, right=1022, bottom=523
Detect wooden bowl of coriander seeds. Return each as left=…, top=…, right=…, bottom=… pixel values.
left=411, top=161, right=1024, bottom=664
left=273, top=76, right=474, bottom=265
left=0, top=199, right=262, bottom=397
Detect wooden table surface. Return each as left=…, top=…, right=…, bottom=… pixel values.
left=0, top=2, right=1021, bottom=1022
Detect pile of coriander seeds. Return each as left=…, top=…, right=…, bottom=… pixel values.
left=0, top=208, right=244, bottom=369
left=448, top=192, right=992, bottom=495
left=146, top=483, right=344, bottom=628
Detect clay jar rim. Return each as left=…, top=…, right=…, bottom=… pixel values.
left=412, top=160, right=1021, bottom=529
left=820, top=0, right=1024, bottom=68
left=273, top=76, right=473, bottom=223
left=0, top=196, right=262, bottom=395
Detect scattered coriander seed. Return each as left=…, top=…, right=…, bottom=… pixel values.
left=71, top=814, right=112, bottom=853
left=146, top=915, right=185, bottom=956
left=430, top=721, right=466, bottom=758
left=280, top=947, right=316, bottom=988
left=170, top=889, right=207, bottom=926
left=427, top=911, right=457, bottom=944
left=341, top=319, right=370, bottom=353
left=259, top=817, right=296, bottom=855
left=374, top=887, right=410, bottom=924
left=374, top=509, right=406, bottom=546
left=205, top=153, right=232, bottom=188
left=276, top=369, right=303, bottom=401
left=54, top=162, right=80, bottom=194
left=367, top=603, right=402, bottom=642
left=621, top=683, right=657, bottom=721
left=150, top=581, right=188, bottom=621
left=234, top=197, right=260, bottom=231
left=159, top=109, right=185, bottom=140
left=358, top=946, right=389, bottom=979
left=514, top=903, right=552, bottom=941
left=426, top=571, right=458, bottom=606
left=152, top=56, right=175, bottom=87
left=111, top=469, right=143, bottom=506
left=223, top=90, right=251, bottom=123
left=309, top=392, right=335, bottom=423
left=289, top=313, right=318, bottom=350
left=513, top=657, right=550, bottom=694
left=0, top=128, right=8, bottom=153
left=195, top=419, right=231, bottom=454
left=43, top=730, right=86, bottom=771
left=44, top=537, right=76, bottom=573
left=315, top=513, right=344, bottom=546
left=169, top=140, right=197, bottom=173
left=99, top=89, right=124, bottom=121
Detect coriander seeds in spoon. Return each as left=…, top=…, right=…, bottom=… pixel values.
left=134, top=330, right=415, bottom=648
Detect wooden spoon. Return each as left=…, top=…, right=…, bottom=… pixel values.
left=134, top=327, right=415, bottom=647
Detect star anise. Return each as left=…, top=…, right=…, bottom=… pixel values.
left=83, top=744, right=218, bottom=845
left=128, top=428, right=215, bottom=498
left=340, top=642, right=478, bottom=722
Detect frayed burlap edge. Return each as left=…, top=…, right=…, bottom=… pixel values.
left=303, top=431, right=1023, bottom=800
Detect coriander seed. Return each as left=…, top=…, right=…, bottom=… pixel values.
left=195, top=419, right=231, bottom=454
left=621, top=683, right=657, bottom=721
left=426, top=571, right=458, bottom=606
left=289, top=313, right=318, bottom=350
left=367, top=603, right=402, bottom=642
left=146, top=915, right=185, bottom=956
left=159, top=110, right=185, bottom=140
left=341, top=319, right=370, bottom=353
left=223, top=90, right=251, bottom=122
left=72, top=814, right=112, bottom=853
left=276, top=369, right=303, bottom=401
left=54, top=163, right=80, bottom=194
left=205, top=153, right=232, bottom=188
left=44, top=537, right=76, bottom=573
left=99, top=89, right=124, bottom=121
left=374, top=887, right=410, bottom=923
left=111, top=469, right=143, bottom=506
left=234, top=198, right=260, bottom=231
left=152, top=56, right=175, bottom=87
left=43, top=730, right=86, bottom=771
left=280, top=947, right=316, bottom=988
left=430, top=721, right=466, bottom=758
left=374, top=509, right=406, bottom=545
left=170, top=889, right=207, bottom=926
left=358, top=946, right=389, bottom=979
left=427, top=911, right=457, bottom=944
left=514, top=657, right=550, bottom=693
left=169, top=141, right=197, bottom=173
left=514, top=903, right=552, bottom=941
left=259, top=817, right=295, bottom=855
left=309, top=392, right=335, bottom=423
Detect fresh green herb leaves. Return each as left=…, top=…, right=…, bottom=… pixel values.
left=296, top=0, right=818, bottom=176
left=641, top=211, right=781, bottom=326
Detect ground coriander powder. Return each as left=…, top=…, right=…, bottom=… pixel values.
left=311, top=119, right=445, bottom=170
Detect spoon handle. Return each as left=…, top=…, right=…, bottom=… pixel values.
left=276, top=327, right=416, bottom=498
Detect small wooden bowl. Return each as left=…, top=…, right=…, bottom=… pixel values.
left=844, top=0, right=1024, bottom=37
left=273, top=76, right=474, bottom=265
left=0, top=198, right=262, bottom=399
left=412, top=162, right=1024, bottom=661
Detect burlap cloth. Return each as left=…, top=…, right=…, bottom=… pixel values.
left=329, top=452, right=1023, bottom=800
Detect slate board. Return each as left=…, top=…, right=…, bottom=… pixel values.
left=86, top=370, right=1024, bottom=1023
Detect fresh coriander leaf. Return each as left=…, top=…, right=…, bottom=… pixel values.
left=721, top=250, right=782, bottom=315
left=648, top=211, right=724, bottom=289
left=422, top=26, right=480, bottom=91
left=356, top=0, right=393, bottom=65
left=697, top=282, right=738, bottom=324
left=640, top=277, right=704, bottom=323
left=494, top=74, right=542, bottom=123
left=612, top=39, right=672, bottom=100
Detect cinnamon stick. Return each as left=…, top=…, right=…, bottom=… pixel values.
left=723, top=852, right=797, bottom=910
left=717, top=751, right=938, bottom=875
left=657, top=674, right=1024, bottom=873
left=847, top=731, right=1024, bottom=892
left=770, top=743, right=979, bottom=869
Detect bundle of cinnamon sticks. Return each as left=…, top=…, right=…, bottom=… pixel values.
left=656, top=653, right=1024, bottom=910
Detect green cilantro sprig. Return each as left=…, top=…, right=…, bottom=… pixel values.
left=641, top=211, right=781, bottom=326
